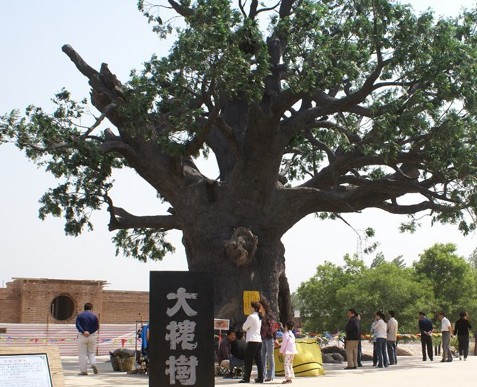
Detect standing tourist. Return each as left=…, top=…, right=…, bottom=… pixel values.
left=344, top=308, right=360, bottom=369
left=356, top=313, right=363, bottom=367
left=438, top=311, right=453, bottom=362
left=75, top=302, right=100, bottom=376
left=239, top=301, right=264, bottom=384
left=374, top=311, right=389, bottom=368
left=260, top=298, right=278, bottom=382
left=418, top=312, right=433, bottom=361
left=387, top=310, right=398, bottom=365
left=370, top=317, right=378, bottom=366
left=279, top=321, right=298, bottom=384
left=454, top=311, right=472, bottom=360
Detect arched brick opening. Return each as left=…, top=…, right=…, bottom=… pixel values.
left=50, top=294, right=76, bottom=321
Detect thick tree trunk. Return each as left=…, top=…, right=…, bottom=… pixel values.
left=181, top=223, right=293, bottom=327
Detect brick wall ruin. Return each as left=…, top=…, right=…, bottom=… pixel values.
left=0, top=278, right=149, bottom=324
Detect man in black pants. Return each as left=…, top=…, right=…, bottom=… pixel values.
left=454, top=311, right=472, bottom=360
left=418, top=312, right=433, bottom=361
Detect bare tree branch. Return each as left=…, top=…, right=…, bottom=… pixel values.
left=238, top=0, right=247, bottom=17
left=304, top=129, right=335, bottom=162
left=108, top=204, right=182, bottom=231
left=254, top=1, right=281, bottom=17
left=280, top=91, right=373, bottom=139
left=62, top=45, right=124, bottom=127
left=248, top=0, right=258, bottom=18
left=184, top=100, right=220, bottom=156
left=308, top=119, right=362, bottom=144
left=373, top=201, right=448, bottom=214
left=338, top=58, right=391, bottom=107
left=372, top=80, right=415, bottom=90
left=61, top=44, right=98, bottom=79
left=279, top=0, right=298, bottom=18
left=82, top=102, right=117, bottom=138
left=167, top=0, right=193, bottom=18
left=214, top=116, right=246, bottom=165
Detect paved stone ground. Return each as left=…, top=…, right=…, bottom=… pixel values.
left=62, top=354, right=475, bottom=386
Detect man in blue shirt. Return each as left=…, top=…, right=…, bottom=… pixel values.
left=418, top=312, right=433, bottom=361
left=76, top=302, right=100, bottom=375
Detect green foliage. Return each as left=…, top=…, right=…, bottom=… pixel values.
left=399, top=220, right=419, bottom=233
left=370, top=252, right=385, bottom=268
left=137, top=0, right=269, bottom=103
left=413, top=243, right=477, bottom=315
left=1, top=91, right=123, bottom=236
left=296, top=243, right=477, bottom=333
left=295, top=251, right=441, bottom=333
left=468, top=247, right=477, bottom=270
left=128, top=0, right=272, bottom=157
left=296, top=259, right=357, bottom=332
left=391, top=256, right=406, bottom=269
left=274, top=0, right=410, bottom=93
left=113, top=228, right=175, bottom=262
left=1, top=90, right=175, bottom=262
left=137, top=0, right=173, bottom=38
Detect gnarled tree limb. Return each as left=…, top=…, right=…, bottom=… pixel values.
left=108, top=205, right=182, bottom=231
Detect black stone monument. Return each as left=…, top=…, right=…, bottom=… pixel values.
left=149, top=271, right=215, bottom=386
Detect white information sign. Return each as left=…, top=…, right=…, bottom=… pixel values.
left=0, top=353, right=53, bottom=387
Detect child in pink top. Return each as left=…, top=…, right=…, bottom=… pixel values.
left=279, top=321, right=298, bottom=384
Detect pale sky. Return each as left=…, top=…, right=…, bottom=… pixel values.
left=1, top=1, right=476, bottom=292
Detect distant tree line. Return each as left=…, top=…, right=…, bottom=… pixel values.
left=294, top=243, right=477, bottom=334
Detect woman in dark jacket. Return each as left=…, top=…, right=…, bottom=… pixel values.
left=260, top=298, right=278, bottom=382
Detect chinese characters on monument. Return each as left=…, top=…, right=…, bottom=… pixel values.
left=149, top=272, right=214, bottom=387
left=165, top=287, right=198, bottom=384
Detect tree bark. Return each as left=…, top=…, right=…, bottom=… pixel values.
left=181, top=220, right=293, bottom=327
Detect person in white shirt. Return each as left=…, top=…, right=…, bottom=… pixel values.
left=240, top=301, right=264, bottom=383
left=279, top=320, right=298, bottom=384
left=438, top=311, right=453, bottom=362
left=374, top=311, right=389, bottom=368
left=387, top=310, right=398, bottom=365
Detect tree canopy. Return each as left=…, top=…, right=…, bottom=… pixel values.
left=414, top=243, right=477, bottom=313
left=295, top=243, right=477, bottom=333
left=2, top=0, right=477, bottom=321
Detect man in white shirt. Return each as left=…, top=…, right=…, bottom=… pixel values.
left=438, top=311, right=453, bottom=362
left=387, top=310, right=398, bottom=365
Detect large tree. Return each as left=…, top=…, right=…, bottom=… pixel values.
left=3, top=0, right=477, bottom=324
left=414, top=243, right=477, bottom=315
